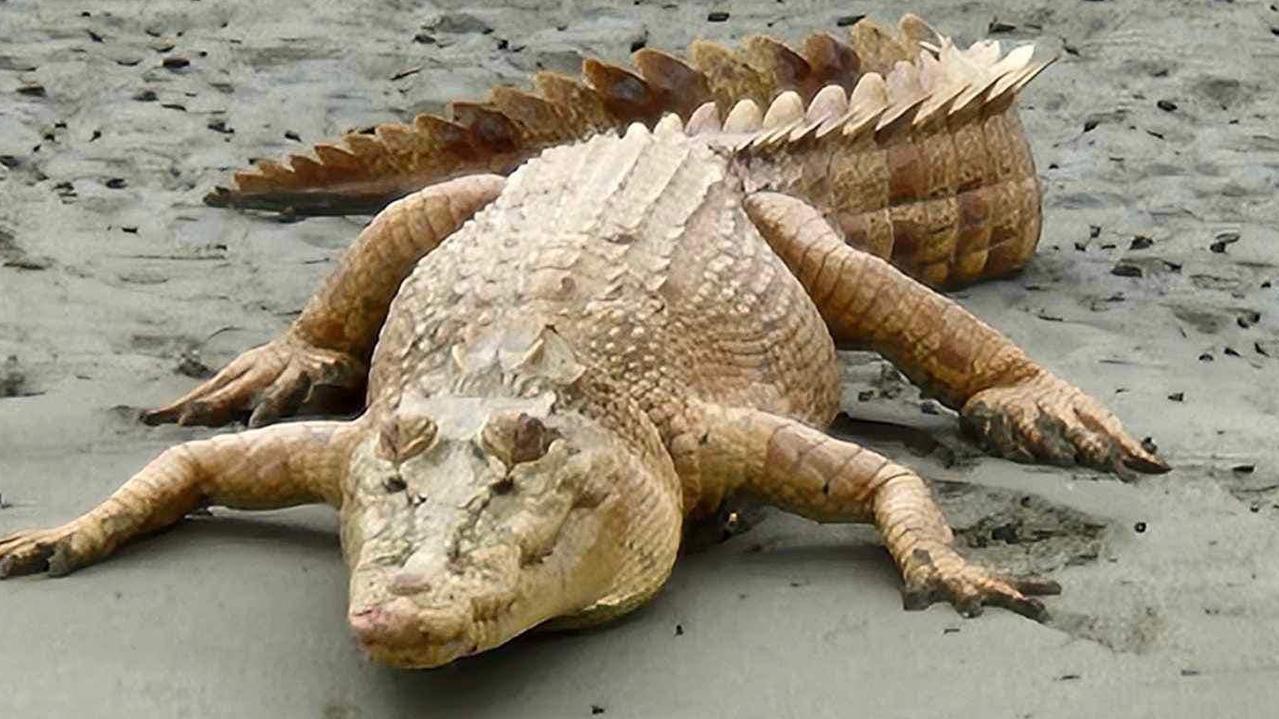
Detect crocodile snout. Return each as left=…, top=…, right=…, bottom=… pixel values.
left=348, top=598, right=470, bottom=667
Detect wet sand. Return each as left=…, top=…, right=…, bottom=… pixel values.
left=1, top=1, right=1277, bottom=716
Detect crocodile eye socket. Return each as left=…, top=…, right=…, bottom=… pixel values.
left=376, top=412, right=438, bottom=464
left=481, top=411, right=560, bottom=466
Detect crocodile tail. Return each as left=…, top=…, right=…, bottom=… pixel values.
left=720, top=16, right=1054, bottom=288
left=204, top=17, right=915, bottom=215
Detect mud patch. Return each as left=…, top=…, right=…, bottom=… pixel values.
left=1046, top=605, right=1167, bottom=654
left=933, top=480, right=1108, bottom=578
left=0, top=227, right=51, bottom=271
left=830, top=413, right=979, bottom=469
left=1207, top=464, right=1279, bottom=513
left=0, top=355, right=41, bottom=398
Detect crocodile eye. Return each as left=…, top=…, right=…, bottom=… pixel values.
left=481, top=411, right=559, bottom=466
left=376, top=411, right=438, bottom=464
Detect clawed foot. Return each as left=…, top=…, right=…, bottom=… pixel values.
left=961, top=371, right=1170, bottom=480
left=901, top=544, right=1060, bottom=621
left=143, top=335, right=365, bottom=428
left=0, top=524, right=98, bottom=578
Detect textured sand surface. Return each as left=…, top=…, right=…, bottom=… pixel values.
left=1, top=1, right=1278, bottom=717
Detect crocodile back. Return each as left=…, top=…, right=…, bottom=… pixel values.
left=366, top=122, right=842, bottom=440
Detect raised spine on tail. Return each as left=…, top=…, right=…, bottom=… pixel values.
left=205, top=15, right=1052, bottom=287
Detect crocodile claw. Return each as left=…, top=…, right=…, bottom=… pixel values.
left=961, top=372, right=1170, bottom=480
left=901, top=545, right=1061, bottom=621
left=143, top=336, right=365, bottom=428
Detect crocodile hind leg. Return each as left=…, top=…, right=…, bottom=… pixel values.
left=744, top=192, right=1169, bottom=479
left=144, top=174, right=505, bottom=428
left=0, top=421, right=361, bottom=577
left=680, top=402, right=1059, bottom=618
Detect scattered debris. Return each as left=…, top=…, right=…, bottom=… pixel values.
left=1209, top=232, right=1240, bottom=253
left=390, top=66, right=422, bottom=81
left=176, top=351, right=213, bottom=379
left=1111, top=262, right=1143, bottom=278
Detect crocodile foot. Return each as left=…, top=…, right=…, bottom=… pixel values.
left=961, top=371, right=1170, bottom=479
left=900, top=543, right=1061, bottom=620
left=143, top=335, right=365, bottom=428
left=0, top=524, right=95, bottom=578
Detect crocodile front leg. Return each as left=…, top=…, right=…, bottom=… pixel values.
left=680, top=402, right=1058, bottom=618
left=744, top=192, right=1169, bottom=478
left=0, top=421, right=361, bottom=577
left=144, top=174, right=505, bottom=428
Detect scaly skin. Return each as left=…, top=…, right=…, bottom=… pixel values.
left=744, top=191, right=1168, bottom=477
left=203, top=15, right=1045, bottom=288
left=0, top=421, right=358, bottom=577
left=1, top=23, right=1167, bottom=670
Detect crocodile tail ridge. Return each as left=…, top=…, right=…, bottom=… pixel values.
left=719, top=17, right=1053, bottom=153
left=204, top=14, right=1049, bottom=216
left=719, top=16, right=1054, bottom=288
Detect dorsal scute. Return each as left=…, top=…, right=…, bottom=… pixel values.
left=730, top=15, right=1052, bottom=156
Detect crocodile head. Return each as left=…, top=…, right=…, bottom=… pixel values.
left=340, top=394, right=669, bottom=668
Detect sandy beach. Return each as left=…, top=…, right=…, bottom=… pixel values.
left=1, top=0, right=1278, bottom=716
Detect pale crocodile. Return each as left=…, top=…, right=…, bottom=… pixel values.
left=0, top=16, right=1167, bottom=668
